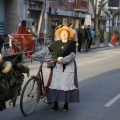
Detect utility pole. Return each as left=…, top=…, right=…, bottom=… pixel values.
left=37, top=0, right=46, bottom=37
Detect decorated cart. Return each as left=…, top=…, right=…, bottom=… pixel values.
left=0, top=53, right=30, bottom=111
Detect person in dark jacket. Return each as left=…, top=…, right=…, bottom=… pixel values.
left=84, top=25, right=90, bottom=52
left=77, top=24, right=85, bottom=52
left=88, top=25, right=94, bottom=50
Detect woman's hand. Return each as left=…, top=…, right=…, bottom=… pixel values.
left=57, top=59, right=63, bottom=64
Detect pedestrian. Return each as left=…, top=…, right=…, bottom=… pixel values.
left=77, top=24, right=85, bottom=52
left=18, top=20, right=30, bottom=51
left=54, top=22, right=63, bottom=41
left=18, top=20, right=30, bottom=34
left=84, top=25, right=90, bottom=52
left=32, top=26, right=80, bottom=111
left=88, top=25, right=94, bottom=50
left=30, top=21, right=38, bottom=37
left=111, top=32, right=118, bottom=47
left=68, top=23, right=77, bottom=41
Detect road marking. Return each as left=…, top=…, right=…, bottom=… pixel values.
left=104, top=93, right=120, bottom=107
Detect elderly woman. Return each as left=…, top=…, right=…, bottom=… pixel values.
left=33, top=26, right=79, bottom=111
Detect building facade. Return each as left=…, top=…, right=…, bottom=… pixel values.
left=107, top=0, right=120, bottom=32
left=0, top=0, right=90, bottom=36
left=46, top=0, right=89, bottom=37
left=0, top=0, right=44, bottom=35
left=0, top=0, right=5, bottom=35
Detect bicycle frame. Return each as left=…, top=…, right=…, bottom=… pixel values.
left=37, top=60, right=53, bottom=96
left=20, top=59, right=54, bottom=116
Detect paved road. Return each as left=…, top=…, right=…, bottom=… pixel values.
left=0, top=47, right=120, bottom=120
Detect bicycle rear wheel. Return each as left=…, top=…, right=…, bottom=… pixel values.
left=20, top=77, right=41, bottom=116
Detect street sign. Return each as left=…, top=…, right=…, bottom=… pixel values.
left=46, top=1, right=49, bottom=13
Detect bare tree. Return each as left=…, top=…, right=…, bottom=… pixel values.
left=90, top=0, right=109, bottom=31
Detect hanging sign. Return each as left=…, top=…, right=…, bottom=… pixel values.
left=46, top=1, right=49, bottom=13
left=84, top=15, right=91, bottom=25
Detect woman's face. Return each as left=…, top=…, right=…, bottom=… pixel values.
left=60, top=30, right=69, bottom=41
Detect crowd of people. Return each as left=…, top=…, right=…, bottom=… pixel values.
left=77, top=24, right=94, bottom=53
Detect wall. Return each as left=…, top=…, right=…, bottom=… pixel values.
left=5, top=0, right=19, bottom=34
left=0, top=0, right=5, bottom=34
left=0, top=0, right=4, bottom=21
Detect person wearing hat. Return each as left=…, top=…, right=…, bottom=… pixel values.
left=32, top=26, right=80, bottom=111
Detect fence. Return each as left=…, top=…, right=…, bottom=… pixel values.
left=2, top=35, right=53, bottom=58
left=5, top=34, right=35, bottom=58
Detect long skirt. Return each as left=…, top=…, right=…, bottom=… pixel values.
left=47, top=61, right=80, bottom=103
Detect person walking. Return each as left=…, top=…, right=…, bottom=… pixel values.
left=111, top=33, right=118, bottom=47
left=18, top=20, right=30, bottom=52
left=84, top=25, right=90, bottom=52
left=77, top=24, right=85, bottom=52
left=88, top=25, right=94, bottom=50
left=32, top=26, right=80, bottom=111
left=30, top=22, right=38, bottom=37
left=68, top=23, right=77, bottom=41
left=54, top=22, right=63, bottom=41
left=18, top=20, right=30, bottom=34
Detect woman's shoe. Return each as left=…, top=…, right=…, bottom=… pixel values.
left=62, top=106, right=68, bottom=112
left=50, top=102, right=58, bottom=111
left=62, top=103, right=69, bottom=112
left=50, top=106, right=58, bottom=111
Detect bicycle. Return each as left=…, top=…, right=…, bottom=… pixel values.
left=20, top=57, right=56, bottom=116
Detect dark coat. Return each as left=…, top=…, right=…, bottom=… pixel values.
left=77, top=28, right=85, bottom=43
left=85, top=28, right=90, bottom=40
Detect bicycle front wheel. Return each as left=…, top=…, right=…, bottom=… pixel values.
left=20, top=77, right=41, bottom=116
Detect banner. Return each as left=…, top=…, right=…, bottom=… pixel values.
left=46, top=1, right=49, bottom=13
left=84, top=15, right=91, bottom=26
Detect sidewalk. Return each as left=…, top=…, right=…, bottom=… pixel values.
left=90, top=45, right=120, bottom=52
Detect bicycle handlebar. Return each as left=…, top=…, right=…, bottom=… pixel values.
left=33, top=57, right=57, bottom=63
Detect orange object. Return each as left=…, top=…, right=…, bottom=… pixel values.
left=112, top=34, right=118, bottom=46
left=10, top=34, right=34, bottom=57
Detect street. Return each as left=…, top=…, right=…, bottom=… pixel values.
left=0, top=47, right=120, bottom=120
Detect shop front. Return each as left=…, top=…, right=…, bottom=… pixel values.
left=48, top=8, right=89, bottom=37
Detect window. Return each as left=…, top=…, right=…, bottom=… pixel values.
left=81, top=0, right=87, bottom=7
left=68, top=0, right=74, bottom=2
left=60, top=0, right=66, bottom=6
